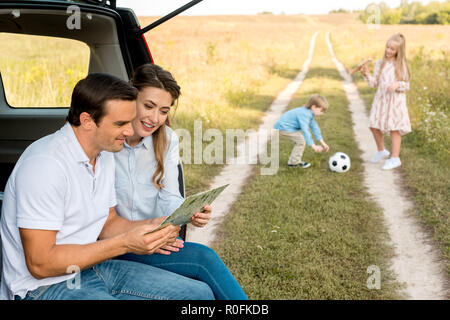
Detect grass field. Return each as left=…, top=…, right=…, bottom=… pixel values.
left=1, top=12, right=448, bottom=297
left=327, top=14, right=450, bottom=275
left=212, top=30, right=402, bottom=299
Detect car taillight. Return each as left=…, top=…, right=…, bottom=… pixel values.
left=141, top=34, right=154, bottom=63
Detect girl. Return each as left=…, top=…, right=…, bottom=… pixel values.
left=361, top=33, right=411, bottom=170
left=113, top=63, right=247, bottom=300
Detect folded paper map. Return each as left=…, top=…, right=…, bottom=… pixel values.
left=146, top=184, right=229, bottom=234
left=349, top=58, right=373, bottom=75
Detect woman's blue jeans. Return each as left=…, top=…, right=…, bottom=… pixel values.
left=117, top=241, right=248, bottom=300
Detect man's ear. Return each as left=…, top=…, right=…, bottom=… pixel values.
left=79, top=112, right=95, bottom=130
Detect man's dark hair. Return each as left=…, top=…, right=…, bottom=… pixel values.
left=67, top=73, right=138, bottom=126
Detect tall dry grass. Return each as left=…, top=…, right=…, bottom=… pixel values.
left=0, top=33, right=89, bottom=107
left=140, top=15, right=317, bottom=132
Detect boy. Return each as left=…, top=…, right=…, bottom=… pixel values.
left=274, top=94, right=329, bottom=168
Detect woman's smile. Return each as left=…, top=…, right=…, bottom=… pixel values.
left=141, top=120, right=157, bottom=132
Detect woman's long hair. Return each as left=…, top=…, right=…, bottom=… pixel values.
left=130, top=64, right=181, bottom=189
left=377, top=33, right=411, bottom=83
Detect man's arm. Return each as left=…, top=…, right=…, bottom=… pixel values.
left=20, top=221, right=179, bottom=280
left=98, top=207, right=166, bottom=240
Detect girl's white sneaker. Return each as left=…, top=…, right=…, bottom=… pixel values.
left=370, top=149, right=390, bottom=163
left=382, top=157, right=401, bottom=170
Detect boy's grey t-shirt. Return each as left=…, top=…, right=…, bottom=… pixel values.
left=0, top=122, right=116, bottom=300
left=274, top=106, right=323, bottom=146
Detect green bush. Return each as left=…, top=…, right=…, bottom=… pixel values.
left=360, top=1, right=450, bottom=25
left=381, top=9, right=403, bottom=24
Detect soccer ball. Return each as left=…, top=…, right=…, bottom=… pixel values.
left=329, top=152, right=351, bottom=173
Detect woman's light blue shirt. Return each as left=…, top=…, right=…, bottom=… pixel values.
left=114, top=126, right=184, bottom=221
left=274, top=106, right=323, bottom=146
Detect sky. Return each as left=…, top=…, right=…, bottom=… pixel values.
left=120, top=0, right=442, bottom=16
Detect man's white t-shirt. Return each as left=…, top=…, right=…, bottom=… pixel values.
left=0, top=122, right=116, bottom=300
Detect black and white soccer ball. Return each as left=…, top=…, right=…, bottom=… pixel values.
left=329, top=152, right=351, bottom=173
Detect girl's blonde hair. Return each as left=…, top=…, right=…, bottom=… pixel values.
left=377, top=33, right=411, bottom=83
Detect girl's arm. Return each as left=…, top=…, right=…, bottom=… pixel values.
left=388, top=80, right=410, bottom=93
left=362, top=60, right=382, bottom=88
left=396, top=81, right=410, bottom=92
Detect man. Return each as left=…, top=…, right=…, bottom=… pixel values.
left=0, top=73, right=214, bottom=300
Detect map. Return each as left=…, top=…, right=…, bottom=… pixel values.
left=146, top=184, right=229, bottom=234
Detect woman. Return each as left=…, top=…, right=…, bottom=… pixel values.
left=114, top=63, right=247, bottom=300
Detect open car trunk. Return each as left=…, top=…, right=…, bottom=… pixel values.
left=0, top=0, right=201, bottom=279
left=0, top=1, right=154, bottom=188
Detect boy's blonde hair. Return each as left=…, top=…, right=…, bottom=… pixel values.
left=305, top=94, right=328, bottom=111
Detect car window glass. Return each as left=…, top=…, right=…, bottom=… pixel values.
left=0, top=33, right=89, bottom=108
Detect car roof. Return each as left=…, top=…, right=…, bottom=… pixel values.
left=7, top=0, right=117, bottom=8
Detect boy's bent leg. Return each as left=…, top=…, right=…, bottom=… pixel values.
left=94, top=259, right=214, bottom=300
left=280, top=131, right=306, bottom=165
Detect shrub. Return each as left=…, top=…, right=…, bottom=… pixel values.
left=360, top=1, right=450, bottom=25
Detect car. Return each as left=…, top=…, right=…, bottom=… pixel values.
left=0, top=0, right=201, bottom=280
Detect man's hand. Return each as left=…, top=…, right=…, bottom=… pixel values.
left=123, top=224, right=180, bottom=256
left=190, top=205, right=212, bottom=228
left=155, top=238, right=185, bottom=255
left=311, top=144, right=323, bottom=153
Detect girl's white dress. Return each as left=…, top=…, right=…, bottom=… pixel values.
left=364, top=59, right=412, bottom=136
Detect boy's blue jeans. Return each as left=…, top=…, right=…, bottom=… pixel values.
left=117, top=241, right=248, bottom=300
left=19, top=242, right=247, bottom=300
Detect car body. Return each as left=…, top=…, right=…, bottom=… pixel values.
left=0, top=0, right=199, bottom=279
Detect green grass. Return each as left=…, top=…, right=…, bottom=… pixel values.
left=178, top=74, right=299, bottom=196
left=212, top=34, right=402, bottom=299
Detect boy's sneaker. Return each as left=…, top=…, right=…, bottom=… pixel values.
left=370, top=149, right=390, bottom=163
left=288, top=162, right=311, bottom=169
left=382, top=157, right=401, bottom=170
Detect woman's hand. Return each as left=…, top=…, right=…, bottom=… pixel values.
left=191, top=205, right=212, bottom=228
left=388, top=82, right=400, bottom=93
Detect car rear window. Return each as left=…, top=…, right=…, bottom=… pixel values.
left=0, top=33, right=89, bottom=108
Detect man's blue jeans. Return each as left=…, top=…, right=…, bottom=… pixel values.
left=117, top=241, right=248, bottom=300
left=19, top=259, right=215, bottom=300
